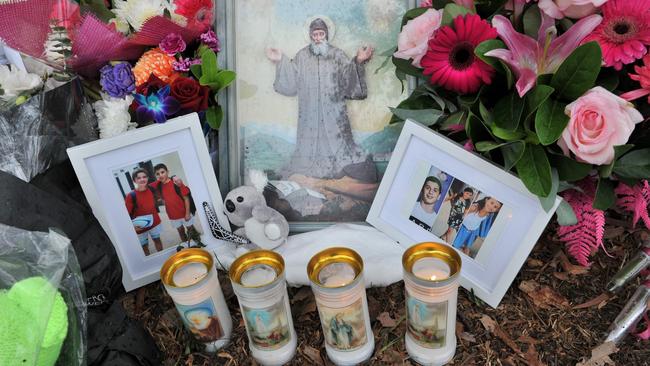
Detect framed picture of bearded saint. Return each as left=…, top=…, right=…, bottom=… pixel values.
left=218, top=0, right=415, bottom=231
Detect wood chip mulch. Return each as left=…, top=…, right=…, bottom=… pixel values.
left=122, top=224, right=650, bottom=365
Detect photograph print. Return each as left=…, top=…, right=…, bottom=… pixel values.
left=113, top=151, right=203, bottom=256
left=407, top=164, right=504, bottom=260
left=225, top=0, right=413, bottom=225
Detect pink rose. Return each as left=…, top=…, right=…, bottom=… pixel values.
left=159, top=33, right=186, bottom=56
left=393, top=8, right=443, bottom=68
left=558, top=86, right=643, bottom=165
left=538, top=0, right=607, bottom=19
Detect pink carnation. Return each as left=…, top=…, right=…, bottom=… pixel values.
left=159, top=33, right=186, bottom=56
left=558, top=87, right=643, bottom=165
left=393, top=8, right=443, bottom=68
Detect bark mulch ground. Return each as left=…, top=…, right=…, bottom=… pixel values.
left=122, top=223, right=650, bottom=365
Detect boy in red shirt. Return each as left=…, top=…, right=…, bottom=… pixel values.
left=151, top=163, right=197, bottom=242
left=125, top=169, right=163, bottom=255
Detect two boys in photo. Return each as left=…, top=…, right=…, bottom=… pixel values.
left=126, top=164, right=197, bottom=255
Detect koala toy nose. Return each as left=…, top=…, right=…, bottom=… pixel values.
left=225, top=199, right=235, bottom=213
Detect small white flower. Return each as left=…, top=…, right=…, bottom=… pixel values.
left=0, top=65, right=43, bottom=101
left=94, top=94, right=137, bottom=139
left=112, top=0, right=170, bottom=31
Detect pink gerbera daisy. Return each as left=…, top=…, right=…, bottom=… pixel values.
left=583, top=0, right=650, bottom=70
left=173, top=0, right=213, bottom=31
left=420, top=14, right=498, bottom=94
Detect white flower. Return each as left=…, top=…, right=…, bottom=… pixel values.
left=111, top=0, right=170, bottom=31
left=94, top=95, right=137, bottom=139
left=0, top=65, right=43, bottom=101
left=109, top=17, right=131, bottom=34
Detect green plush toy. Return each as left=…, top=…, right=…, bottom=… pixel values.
left=0, top=277, right=69, bottom=366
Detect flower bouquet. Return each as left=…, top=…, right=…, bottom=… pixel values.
left=391, top=0, right=650, bottom=266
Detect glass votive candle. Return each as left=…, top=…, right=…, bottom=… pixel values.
left=402, top=242, right=462, bottom=366
left=307, top=247, right=374, bottom=365
left=229, top=250, right=297, bottom=365
left=160, top=248, right=233, bottom=352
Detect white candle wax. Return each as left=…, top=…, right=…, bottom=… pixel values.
left=412, top=257, right=450, bottom=281
left=173, top=262, right=208, bottom=287
left=318, top=262, right=357, bottom=287
left=240, top=264, right=277, bottom=287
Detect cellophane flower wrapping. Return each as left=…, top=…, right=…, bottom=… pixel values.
left=0, top=223, right=86, bottom=366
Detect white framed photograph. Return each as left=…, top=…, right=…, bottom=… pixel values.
left=67, top=114, right=232, bottom=291
left=218, top=0, right=415, bottom=231
left=367, top=120, right=561, bottom=308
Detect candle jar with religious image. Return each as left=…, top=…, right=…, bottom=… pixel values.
left=307, top=247, right=374, bottom=365
left=229, top=250, right=297, bottom=366
left=160, top=248, right=232, bottom=352
left=402, top=242, right=462, bottom=366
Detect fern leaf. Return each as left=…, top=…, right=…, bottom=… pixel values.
left=557, top=179, right=606, bottom=267
left=615, top=180, right=650, bottom=229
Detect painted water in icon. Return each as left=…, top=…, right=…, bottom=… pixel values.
left=406, top=295, right=447, bottom=349
left=242, top=298, right=291, bottom=350
left=176, top=298, right=224, bottom=342
left=319, top=298, right=368, bottom=351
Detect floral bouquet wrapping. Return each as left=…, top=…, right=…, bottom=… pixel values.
left=391, top=0, right=650, bottom=268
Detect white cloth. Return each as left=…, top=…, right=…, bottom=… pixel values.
left=276, top=224, right=405, bottom=287
left=410, top=202, right=437, bottom=226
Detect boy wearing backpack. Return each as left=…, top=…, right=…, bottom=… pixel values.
left=125, top=169, right=163, bottom=255
left=151, top=163, right=197, bottom=242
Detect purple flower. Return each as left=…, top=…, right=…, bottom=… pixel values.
left=159, top=33, right=187, bottom=56
left=134, top=85, right=181, bottom=123
left=99, top=62, right=135, bottom=98
left=200, top=29, right=221, bottom=52
left=173, top=57, right=202, bottom=72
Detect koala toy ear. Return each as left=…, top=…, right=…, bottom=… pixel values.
left=248, top=169, right=268, bottom=194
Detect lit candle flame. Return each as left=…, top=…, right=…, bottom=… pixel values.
left=430, top=275, right=437, bottom=281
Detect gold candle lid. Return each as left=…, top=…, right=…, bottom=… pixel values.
left=307, top=247, right=364, bottom=289
left=402, top=242, right=462, bottom=285
left=161, top=248, right=213, bottom=288
left=229, top=249, right=285, bottom=288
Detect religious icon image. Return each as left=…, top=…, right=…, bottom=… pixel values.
left=318, top=298, right=368, bottom=351
left=406, top=295, right=447, bottom=349
left=242, top=300, right=291, bottom=350
left=231, top=1, right=410, bottom=224
left=176, top=299, right=224, bottom=342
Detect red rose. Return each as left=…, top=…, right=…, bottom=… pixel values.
left=170, top=77, right=210, bottom=112
left=136, top=74, right=168, bottom=95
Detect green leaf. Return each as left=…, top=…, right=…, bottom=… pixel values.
left=441, top=3, right=472, bottom=26
left=599, top=144, right=634, bottom=178
left=515, top=144, right=552, bottom=196
left=501, top=141, right=525, bottom=170
left=206, top=105, right=223, bottom=129
left=492, top=126, right=526, bottom=141
left=524, top=84, right=554, bottom=121
left=474, top=39, right=507, bottom=70
left=493, top=92, right=525, bottom=131
left=201, top=70, right=236, bottom=92
left=523, top=4, right=541, bottom=38
left=612, top=148, right=650, bottom=178
left=556, top=199, right=578, bottom=226
left=392, top=56, right=425, bottom=78
left=199, top=48, right=218, bottom=80
left=476, top=140, right=517, bottom=152
left=190, top=64, right=203, bottom=79
left=80, top=0, right=114, bottom=22
left=439, top=110, right=467, bottom=131
left=535, top=99, right=569, bottom=145
left=479, top=101, right=494, bottom=127
left=466, top=111, right=492, bottom=143
left=538, top=168, right=559, bottom=212
left=593, top=178, right=616, bottom=210
left=389, top=107, right=444, bottom=125
left=537, top=74, right=553, bottom=86
left=549, top=153, right=592, bottom=182
left=551, top=42, right=602, bottom=101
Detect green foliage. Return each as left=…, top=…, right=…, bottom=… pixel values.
left=493, top=92, right=525, bottom=131
left=599, top=145, right=634, bottom=178
left=538, top=168, right=559, bottom=212
left=206, top=105, right=223, bottom=129
left=535, top=99, right=569, bottom=145
left=550, top=42, right=602, bottom=101
left=594, top=177, right=616, bottom=210
left=524, top=85, right=554, bottom=121
left=389, top=108, right=444, bottom=126
left=441, top=3, right=473, bottom=26
left=523, top=4, right=541, bottom=38
left=515, top=144, right=552, bottom=196
left=612, top=148, right=650, bottom=178
left=549, top=153, right=591, bottom=182
left=501, top=141, right=525, bottom=170
left=556, top=199, right=578, bottom=226
left=198, top=48, right=236, bottom=92
left=80, top=0, right=114, bottom=23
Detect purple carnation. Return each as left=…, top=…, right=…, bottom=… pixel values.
left=173, top=57, right=202, bottom=72
left=99, top=62, right=136, bottom=98
left=200, top=29, right=221, bottom=52
left=159, top=33, right=186, bottom=56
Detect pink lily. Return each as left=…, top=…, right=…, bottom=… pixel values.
left=485, top=10, right=602, bottom=97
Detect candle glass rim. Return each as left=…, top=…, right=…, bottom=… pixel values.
left=160, top=248, right=213, bottom=288
left=229, top=249, right=285, bottom=289
left=307, top=247, right=364, bottom=289
left=402, top=242, right=462, bottom=287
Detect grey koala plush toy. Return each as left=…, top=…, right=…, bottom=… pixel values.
left=223, top=170, right=289, bottom=250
